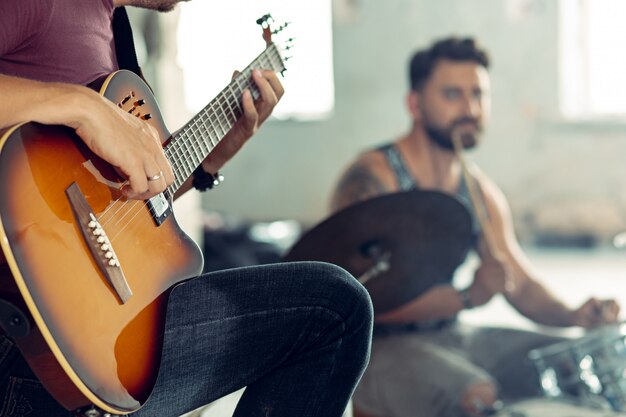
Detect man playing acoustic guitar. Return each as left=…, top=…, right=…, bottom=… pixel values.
left=0, top=1, right=373, bottom=417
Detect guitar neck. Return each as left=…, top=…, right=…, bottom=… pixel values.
left=165, top=43, right=286, bottom=194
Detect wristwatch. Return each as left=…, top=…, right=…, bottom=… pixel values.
left=192, top=165, right=224, bottom=192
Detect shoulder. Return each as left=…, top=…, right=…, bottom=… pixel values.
left=330, top=144, right=397, bottom=213
left=471, top=165, right=514, bottom=225
left=349, top=147, right=391, bottom=175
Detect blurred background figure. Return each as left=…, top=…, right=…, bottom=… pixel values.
left=327, top=36, right=620, bottom=417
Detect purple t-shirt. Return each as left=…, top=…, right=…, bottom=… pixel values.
left=0, top=0, right=119, bottom=86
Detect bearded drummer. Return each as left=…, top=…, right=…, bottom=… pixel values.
left=330, top=36, right=621, bottom=417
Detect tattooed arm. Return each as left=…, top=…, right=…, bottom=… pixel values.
left=330, top=152, right=395, bottom=213
left=330, top=149, right=474, bottom=323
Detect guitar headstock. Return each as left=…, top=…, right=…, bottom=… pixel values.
left=256, top=14, right=294, bottom=76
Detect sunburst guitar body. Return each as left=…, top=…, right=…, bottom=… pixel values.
left=0, top=15, right=288, bottom=415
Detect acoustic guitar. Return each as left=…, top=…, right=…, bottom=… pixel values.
left=0, top=15, right=288, bottom=416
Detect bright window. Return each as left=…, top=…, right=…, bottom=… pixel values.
left=177, top=0, right=334, bottom=121
left=559, top=0, right=626, bottom=119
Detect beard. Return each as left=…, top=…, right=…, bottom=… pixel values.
left=423, top=117, right=482, bottom=151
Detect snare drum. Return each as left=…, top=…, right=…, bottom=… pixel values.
left=528, top=323, right=626, bottom=412
left=493, top=398, right=625, bottom=417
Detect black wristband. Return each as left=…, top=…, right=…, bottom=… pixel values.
left=192, top=165, right=223, bottom=192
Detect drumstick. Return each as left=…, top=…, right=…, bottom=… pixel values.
left=451, top=131, right=516, bottom=294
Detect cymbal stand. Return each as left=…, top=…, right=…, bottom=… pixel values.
left=357, top=242, right=391, bottom=284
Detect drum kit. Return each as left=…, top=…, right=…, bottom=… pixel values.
left=284, top=189, right=626, bottom=416
left=527, top=323, right=626, bottom=414
left=492, top=343, right=626, bottom=416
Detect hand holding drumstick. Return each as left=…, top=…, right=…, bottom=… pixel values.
left=451, top=130, right=517, bottom=297
left=571, top=298, right=620, bottom=328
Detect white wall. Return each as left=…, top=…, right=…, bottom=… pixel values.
left=161, top=0, right=626, bottom=244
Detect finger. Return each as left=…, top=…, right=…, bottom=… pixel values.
left=144, top=124, right=175, bottom=186
left=260, top=69, right=285, bottom=100
left=240, top=89, right=259, bottom=132
left=124, top=173, right=157, bottom=200
left=587, top=300, right=610, bottom=325
left=144, top=155, right=173, bottom=193
left=611, top=301, right=621, bottom=317
left=602, top=300, right=619, bottom=322
left=251, top=69, right=279, bottom=117
left=582, top=297, right=597, bottom=310
left=124, top=154, right=167, bottom=200
left=126, top=180, right=164, bottom=200
left=124, top=164, right=150, bottom=199
left=123, top=185, right=150, bottom=200
left=146, top=172, right=166, bottom=195
left=153, top=151, right=175, bottom=186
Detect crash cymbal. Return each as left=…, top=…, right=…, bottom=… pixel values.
left=283, top=190, right=475, bottom=313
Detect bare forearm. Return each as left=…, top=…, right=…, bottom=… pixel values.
left=0, top=73, right=177, bottom=199
left=0, top=74, right=98, bottom=130
left=507, top=278, right=574, bottom=326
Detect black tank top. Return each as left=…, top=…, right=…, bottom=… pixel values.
left=372, top=143, right=482, bottom=336
left=377, top=142, right=482, bottom=241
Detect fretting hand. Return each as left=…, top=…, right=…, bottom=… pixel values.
left=200, top=69, right=284, bottom=174
left=71, top=68, right=283, bottom=200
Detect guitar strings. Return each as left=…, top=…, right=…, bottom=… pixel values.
left=98, top=45, right=283, bottom=244
left=99, top=67, right=246, bottom=226
left=99, top=45, right=281, bottom=237
left=103, top=79, right=248, bottom=243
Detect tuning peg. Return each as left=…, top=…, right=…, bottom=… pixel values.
left=272, top=22, right=291, bottom=34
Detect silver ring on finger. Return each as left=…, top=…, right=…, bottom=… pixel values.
left=147, top=171, right=163, bottom=182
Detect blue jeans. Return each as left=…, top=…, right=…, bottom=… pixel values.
left=0, top=262, right=373, bottom=417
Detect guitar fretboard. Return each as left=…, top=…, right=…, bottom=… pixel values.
left=164, top=42, right=285, bottom=194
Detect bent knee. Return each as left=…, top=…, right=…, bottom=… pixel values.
left=299, top=261, right=373, bottom=316
left=459, top=381, right=498, bottom=416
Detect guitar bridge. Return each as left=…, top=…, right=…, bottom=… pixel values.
left=66, top=183, right=132, bottom=304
